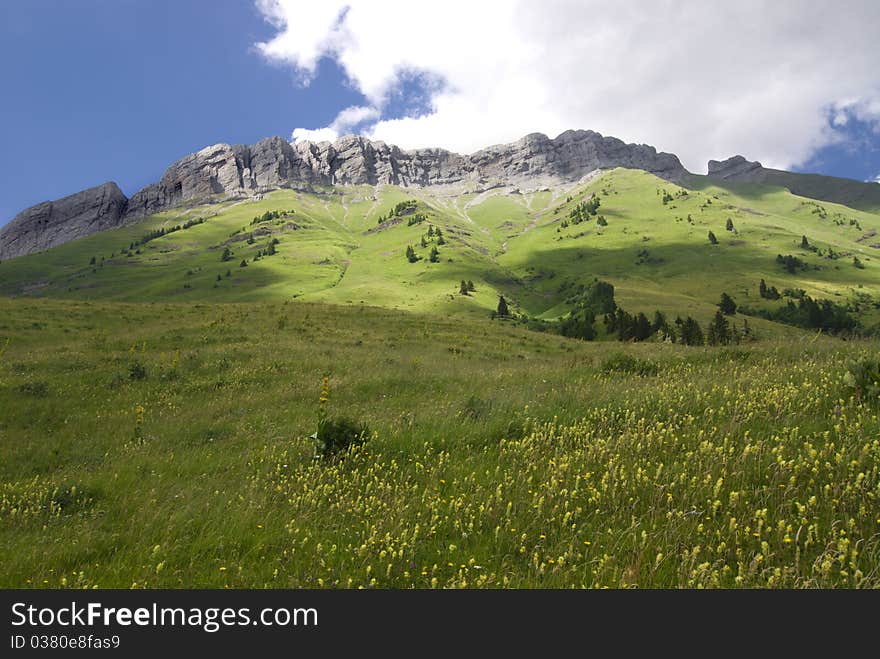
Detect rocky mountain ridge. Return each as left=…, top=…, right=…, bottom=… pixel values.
left=0, top=130, right=685, bottom=259
left=122, top=130, right=688, bottom=221
left=3, top=129, right=878, bottom=260
left=0, top=182, right=129, bottom=261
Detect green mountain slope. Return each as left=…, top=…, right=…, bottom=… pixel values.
left=2, top=168, right=879, bottom=332
left=706, top=165, right=880, bottom=214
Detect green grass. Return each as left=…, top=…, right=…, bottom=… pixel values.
left=0, top=297, right=878, bottom=588
left=2, top=168, right=878, bottom=330
left=1, top=170, right=880, bottom=588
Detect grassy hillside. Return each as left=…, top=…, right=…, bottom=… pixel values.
left=2, top=171, right=880, bottom=588
left=725, top=168, right=880, bottom=214
left=2, top=168, right=879, bottom=331
left=0, top=298, right=878, bottom=588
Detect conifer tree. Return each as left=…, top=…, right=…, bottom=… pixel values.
left=633, top=312, right=652, bottom=341
left=678, top=316, right=704, bottom=346
left=707, top=310, right=732, bottom=345
left=718, top=292, right=737, bottom=315
left=652, top=310, right=667, bottom=333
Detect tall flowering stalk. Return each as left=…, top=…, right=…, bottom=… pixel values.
left=318, top=376, right=330, bottom=422
left=134, top=404, right=145, bottom=441
left=310, top=376, right=331, bottom=455
left=310, top=375, right=370, bottom=459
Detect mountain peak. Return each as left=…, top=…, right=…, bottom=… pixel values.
left=1, top=129, right=690, bottom=259
left=0, top=182, right=127, bottom=261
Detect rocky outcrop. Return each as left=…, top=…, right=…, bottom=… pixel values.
left=0, top=182, right=128, bottom=261
left=0, top=130, right=689, bottom=259
left=6, top=127, right=878, bottom=261
left=124, top=142, right=253, bottom=218
left=706, top=155, right=880, bottom=212
left=470, top=130, right=686, bottom=185
left=123, top=128, right=686, bottom=211
left=707, top=155, right=764, bottom=180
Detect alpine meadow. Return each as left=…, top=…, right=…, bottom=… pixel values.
left=1, top=155, right=879, bottom=588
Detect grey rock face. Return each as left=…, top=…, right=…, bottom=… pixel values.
left=125, top=143, right=253, bottom=218
left=1, top=130, right=688, bottom=259
left=470, top=130, right=686, bottom=184
left=707, top=155, right=764, bottom=180
left=125, top=128, right=686, bottom=207
left=0, top=182, right=128, bottom=261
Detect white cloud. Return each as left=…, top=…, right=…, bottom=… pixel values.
left=254, top=0, right=347, bottom=81
left=291, top=105, right=379, bottom=142
left=256, top=0, right=880, bottom=172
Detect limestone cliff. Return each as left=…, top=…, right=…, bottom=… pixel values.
left=0, top=182, right=128, bottom=260
left=0, top=129, right=689, bottom=259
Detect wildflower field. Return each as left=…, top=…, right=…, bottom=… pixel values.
left=0, top=297, right=878, bottom=588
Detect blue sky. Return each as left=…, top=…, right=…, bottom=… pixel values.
left=0, top=1, right=365, bottom=223
left=1, top=1, right=879, bottom=226
left=799, top=117, right=880, bottom=184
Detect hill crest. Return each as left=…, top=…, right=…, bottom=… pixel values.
left=706, top=155, right=880, bottom=213
left=3, top=129, right=880, bottom=261
left=1, top=129, right=684, bottom=259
